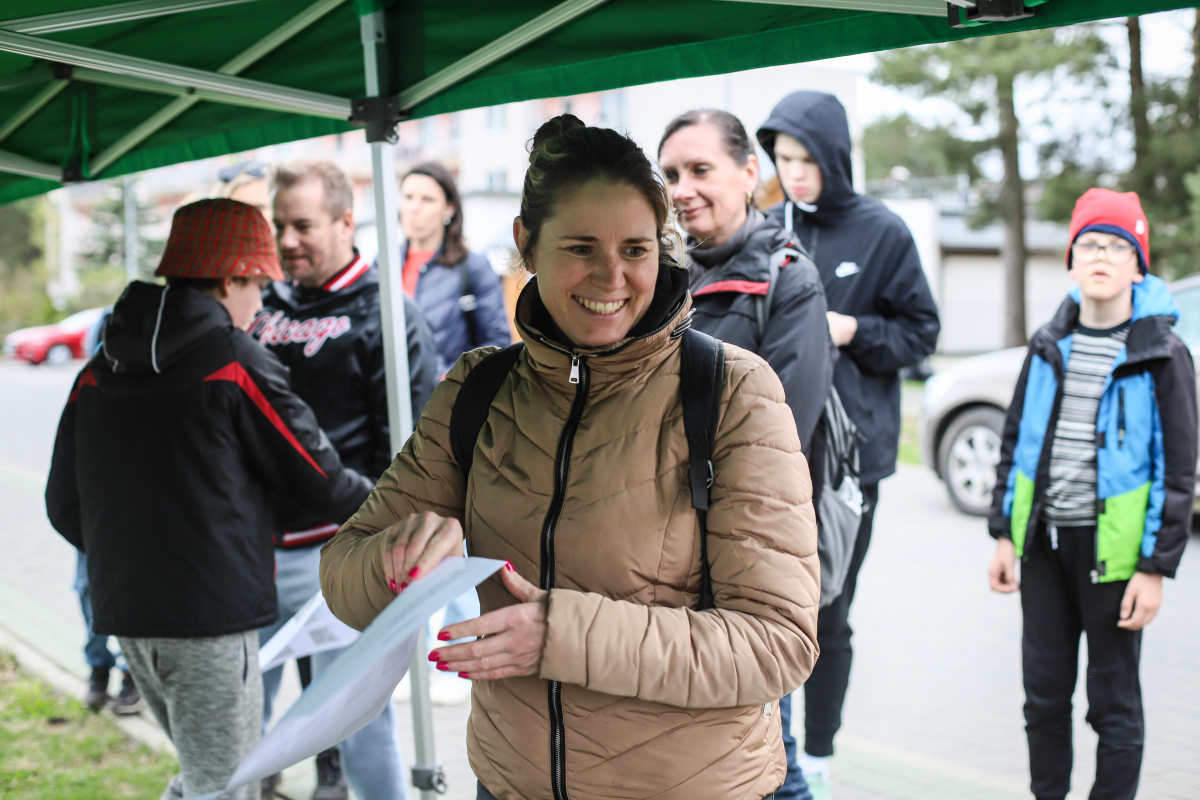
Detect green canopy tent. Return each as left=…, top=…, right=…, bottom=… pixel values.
left=0, top=0, right=1189, bottom=795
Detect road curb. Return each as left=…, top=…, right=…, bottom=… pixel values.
left=0, top=621, right=175, bottom=755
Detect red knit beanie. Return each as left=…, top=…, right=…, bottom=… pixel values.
left=156, top=198, right=283, bottom=281
left=1067, top=188, right=1149, bottom=274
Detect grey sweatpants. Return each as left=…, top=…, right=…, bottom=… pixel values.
left=119, top=630, right=262, bottom=800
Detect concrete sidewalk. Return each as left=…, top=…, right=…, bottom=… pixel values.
left=5, top=360, right=1200, bottom=799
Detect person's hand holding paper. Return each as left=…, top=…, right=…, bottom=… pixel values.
left=382, top=510, right=550, bottom=682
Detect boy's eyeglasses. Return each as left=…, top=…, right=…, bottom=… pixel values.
left=218, top=161, right=269, bottom=183
left=1072, top=241, right=1136, bottom=265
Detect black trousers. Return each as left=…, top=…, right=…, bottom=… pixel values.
left=1021, top=523, right=1144, bottom=800
left=802, top=483, right=879, bottom=757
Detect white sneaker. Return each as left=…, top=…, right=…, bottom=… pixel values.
left=391, top=672, right=411, bottom=703
left=429, top=672, right=473, bottom=706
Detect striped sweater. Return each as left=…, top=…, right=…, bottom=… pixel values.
left=1043, top=320, right=1131, bottom=524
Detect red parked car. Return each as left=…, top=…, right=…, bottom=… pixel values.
left=3, top=308, right=106, bottom=367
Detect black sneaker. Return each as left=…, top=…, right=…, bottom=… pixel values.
left=84, top=667, right=110, bottom=711
left=312, top=747, right=348, bottom=800
left=110, top=672, right=146, bottom=715
left=261, top=772, right=282, bottom=799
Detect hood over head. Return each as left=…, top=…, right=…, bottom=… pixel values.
left=757, top=91, right=856, bottom=220
left=102, top=281, right=230, bottom=375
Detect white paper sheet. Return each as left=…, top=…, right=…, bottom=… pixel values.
left=258, top=591, right=360, bottom=672
left=184, top=556, right=503, bottom=800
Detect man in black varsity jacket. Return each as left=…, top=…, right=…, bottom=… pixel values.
left=249, top=158, right=437, bottom=800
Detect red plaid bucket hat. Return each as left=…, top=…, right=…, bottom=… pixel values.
left=155, top=198, right=283, bottom=281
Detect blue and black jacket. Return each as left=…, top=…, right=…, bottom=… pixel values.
left=988, top=275, right=1197, bottom=580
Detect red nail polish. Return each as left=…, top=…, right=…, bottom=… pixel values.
left=427, top=651, right=439, bottom=662
left=408, top=567, right=420, bottom=578
left=400, top=582, right=409, bottom=591
left=437, top=631, right=451, bottom=641
left=437, top=662, right=450, bottom=671
left=458, top=672, right=470, bottom=679
left=388, top=579, right=398, bottom=592
left=504, top=561, right=515, bottom=572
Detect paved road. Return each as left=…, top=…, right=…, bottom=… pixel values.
left=2, top=359, right=1198, bottom=800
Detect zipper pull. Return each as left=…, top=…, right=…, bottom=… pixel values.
left=1090, top=570, right=1099, bottom=584
left=763, top=702, right=772, bottom=719
left=569, top=356, right=580, bottom=385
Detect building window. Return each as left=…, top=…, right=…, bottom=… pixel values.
left=486, top=105, right=506, bottom=131
left=600, top=91, right=625, bottom=130
left=487, top=170, right=506, bottom=192
left=419, top=117, right=437, bottom=148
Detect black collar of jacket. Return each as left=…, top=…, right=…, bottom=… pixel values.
left=1029, top=293, right=1178, bottom=372
left=267, top=263, right=378, bottom=313
left=688, top=217, right=801, bottom=287
left=517, top=262, right=690, bottom=353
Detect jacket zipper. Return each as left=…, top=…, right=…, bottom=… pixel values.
left=1117, top=385, right=1125, bottom=447
left=541, top=353, right=590, bottom=800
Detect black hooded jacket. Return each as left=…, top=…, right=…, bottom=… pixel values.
left=45, top=282, right=373, bottom=638
left=252, top=254, right=439, bottom=547
left=759, top=90, right=941, bottom=484
left=687, top=208, right=834, bottom=454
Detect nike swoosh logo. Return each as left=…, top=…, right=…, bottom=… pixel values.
left=835, top=262, right=860, bottom=278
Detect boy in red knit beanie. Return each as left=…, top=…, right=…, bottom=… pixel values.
left=987, top=188, right=1197, bottom=800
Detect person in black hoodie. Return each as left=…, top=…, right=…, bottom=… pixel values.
left=757, top=91, right=940, bottom=794
left=46, top=199, right=373, bottom=800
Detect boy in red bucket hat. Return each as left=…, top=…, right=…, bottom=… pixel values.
left=987, top=188, right=1197, bottom=800
left=46, top=199, right=374, bottom=800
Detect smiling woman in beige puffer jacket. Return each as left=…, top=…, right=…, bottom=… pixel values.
left=320, top=115, right=820, bottom=800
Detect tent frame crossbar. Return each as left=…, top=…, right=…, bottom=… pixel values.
left=1, top=0, right=264, bottom=35
left=0, top=147, right=59, bottom=180
left=91, top=0, right=347, bottom=175
left=0, top=78, right=67, bottom=144
left=710, top=0, right=954, bottom=15
left=0, top=29, right=351, bottom=119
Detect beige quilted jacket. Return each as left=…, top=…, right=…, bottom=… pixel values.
left=321, top=279, right=820, bottom=800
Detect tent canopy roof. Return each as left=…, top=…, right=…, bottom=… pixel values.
left=0, top=0, right=1187, bottom=205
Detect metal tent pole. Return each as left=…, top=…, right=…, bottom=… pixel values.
left=360, top=9, right=444, bottom=799
left=124, top=173, right=138, bottom=282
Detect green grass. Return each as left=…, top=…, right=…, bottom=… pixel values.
left=0, top=652, right=177, bottom=799
left=899, top=416, right=922, bottom=465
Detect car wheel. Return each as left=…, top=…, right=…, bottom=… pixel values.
left=938, top=406, right=1005, bottom=517
left=44, top=343, right=73, bottom=367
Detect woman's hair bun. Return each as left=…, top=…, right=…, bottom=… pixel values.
left=529, top=113, right=586, bottom=161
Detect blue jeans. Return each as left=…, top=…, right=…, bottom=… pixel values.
left=74, top=551, right=125, bottom=672
left=777, top=693, right=813, bottom=800
left=260, top=546, right=408, bottom=800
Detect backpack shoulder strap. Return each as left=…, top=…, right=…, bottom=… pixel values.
left=680, top=328, right=725, bottom=610
left=754, top=233, right=802, bottom=338
left=449, top=342, right=524, bottom=473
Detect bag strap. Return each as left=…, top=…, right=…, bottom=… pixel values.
left=449, top=342, right=524, bottom=473
left=680, top=328, right=725, bottom=611
left=754, top=242, right=801, bottom=339
left=458, top=261, right=481, bottom=346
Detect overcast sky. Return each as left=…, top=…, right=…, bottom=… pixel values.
left=809, top=9, right=1197, bottom=181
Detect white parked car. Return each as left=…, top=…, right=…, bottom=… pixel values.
left=920, top=273, right=1200, bottom=516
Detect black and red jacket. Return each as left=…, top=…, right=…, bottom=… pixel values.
left=251, top=253, right=439, bottom=548
left=45, top=281, right=373, bottom=638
